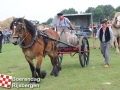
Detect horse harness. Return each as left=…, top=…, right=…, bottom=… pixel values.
left=12, top=20, right=56, bottom=57
left=13, top=20, right=37, bottom=49
left=36, top=30, right=56, bottom=57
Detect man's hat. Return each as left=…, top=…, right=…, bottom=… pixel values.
left=57, top=12, right=63, bottom=16
left=100, top=18, right=108, bottom=24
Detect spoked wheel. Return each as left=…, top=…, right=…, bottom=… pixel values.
left=79, top=36, right=90, bottom=67
left=57, top=54, right=63, bottom=66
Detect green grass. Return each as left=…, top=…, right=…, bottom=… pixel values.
left=0, top=38, right=120, bottom=90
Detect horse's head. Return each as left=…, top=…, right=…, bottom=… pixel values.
left=115, top=16, right=120, bottom=26
left=10, top=17, right=27, bottom=45
left=113, top=12, right=120, bottom=28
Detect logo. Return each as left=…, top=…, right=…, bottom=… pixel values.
left=0, top=74, right=40, bottom=89
left=0, top=74, right=12, bottom=88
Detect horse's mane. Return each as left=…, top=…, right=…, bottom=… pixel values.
left=10, top=18, right=36, bottom=37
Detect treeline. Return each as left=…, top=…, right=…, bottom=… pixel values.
left=85, top=5, right=120, bottom=22
left=46, top=8, right=78, bottom=25
left=46, top=5, right=120, bottom=24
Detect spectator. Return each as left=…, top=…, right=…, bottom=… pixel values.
left=97, top=22, right=101, bottom=30
left=1, top=29, right=5, bottom=43
left=3, top=28, right=8, bottom=43
left=0, top=27, right=4, bottom=53
left=80, top=25, right=84, bottom=32
left=93, top=24, right=97, bottom=49
left=88, top=24, right=93, bottom=32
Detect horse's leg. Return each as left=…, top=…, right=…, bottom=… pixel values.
left=118, top=38, right=120, bottom=47
left=36, top=55, right=47, bottom=79
left=25, top=56, right=38, bottom=83
left=114, top=37, right=120, bottom=54
left=50, top=48, right=61, bottom=76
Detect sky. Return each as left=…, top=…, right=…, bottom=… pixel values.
left=0, top=0, right=119, bottom=23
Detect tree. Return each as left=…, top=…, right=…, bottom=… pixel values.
left=116, top=6, right=120, bottom=12
left=96, top=5, right=104, bottom=10
left=61, top=8, right=78, bottom=14
left=110, top=11, right=116, bottom=19
left=85, top=4, right=116, bottom=22
left=92, top=8, right=105, bottom=22
left=96, top=5, right=114, bottom=19
left=103, top=5, right=115, bottom=19
left=85, top=7, right=94, bottom=13
left=46, top=18, right=53, bottom=25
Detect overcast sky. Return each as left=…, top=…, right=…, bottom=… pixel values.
left=0, top=0, right=119, bottom=23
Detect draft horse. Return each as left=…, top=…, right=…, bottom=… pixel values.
left=112, top=12, right=120, bottom=53
left=10, top=17, right=61, bottom=83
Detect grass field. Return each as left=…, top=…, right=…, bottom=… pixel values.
left=0, top=38, right=120, bottom=90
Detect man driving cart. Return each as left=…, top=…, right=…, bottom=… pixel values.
left=56, top=12, right=75, bottom=44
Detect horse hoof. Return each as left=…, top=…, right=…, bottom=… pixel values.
left=50, top=73, right=58, bottom=77
left=50, top=71, right=53, bottom=75
left=50, top=71, right=57, bottom=77
left=40, top=71, right=47, bottom=79
left=58, top=66, right=62, bottom=71
left=50, top=72, right=59, bottom=77
left=50, top=65, right=61, bottom=77
left=50, top=71, right=61, bottom=77
left=50, top=74, right=55, bottom=77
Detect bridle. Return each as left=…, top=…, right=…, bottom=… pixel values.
left=12, top=20, right=36, bottom=49
left=12, top=22, right=29, bottom=44
left=113, top=17, right=120, bottom=28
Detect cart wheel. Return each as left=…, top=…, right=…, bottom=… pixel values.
left=57, top=54, right=63, bottom=65
left=79, top=36, right=90, bottom=67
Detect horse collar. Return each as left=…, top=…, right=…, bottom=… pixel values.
left=19, top=28, right=37, bottom=49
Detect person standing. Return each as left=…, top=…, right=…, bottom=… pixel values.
left=95, top=19, right=114, bottom=68
left=97, top=22, right=101, bottom=30
left=4, top=28, right=9, bottom=43
left=0, top=27, right=4, bottom=53
left=92, top=24, right=97, bottom=49
left=88, top=24, right=93, bottom=32
left=56, top=12, right=75, bottom=44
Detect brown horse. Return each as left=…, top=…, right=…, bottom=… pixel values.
left=10, top=17, right=61, bottom=83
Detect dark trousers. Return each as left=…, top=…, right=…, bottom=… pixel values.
left=0, top=38, right=2, bottom=51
